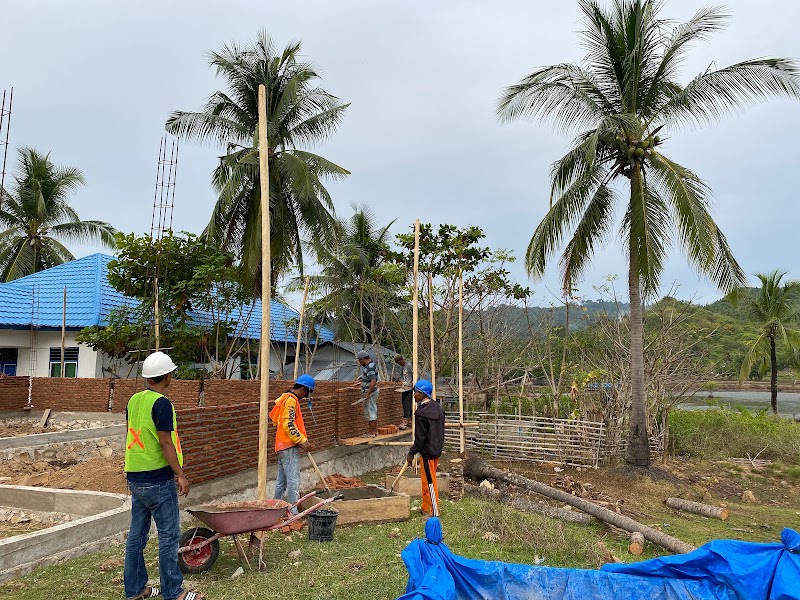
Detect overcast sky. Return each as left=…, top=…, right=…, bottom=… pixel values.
left=3, top=0, right=799, bottom=308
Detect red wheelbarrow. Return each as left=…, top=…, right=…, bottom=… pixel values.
left=178, top=490, right=341, bottom=573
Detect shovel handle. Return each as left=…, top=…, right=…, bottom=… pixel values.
left=386, top=461, right=409, bottom=496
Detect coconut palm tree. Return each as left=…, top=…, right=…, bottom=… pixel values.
left=498, top=0, right=800, bottom=465
left=0, top=148, right=116, bottom=281
left=165, top=32, right=349, bottom=293
left=307, top=205, right=403, bottom=344
left=732, top=271, right=800, bottom=414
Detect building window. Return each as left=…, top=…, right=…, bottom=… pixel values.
left=0, top=348, right=18, bottom=376
left=49, top=347, right=79, bottom=378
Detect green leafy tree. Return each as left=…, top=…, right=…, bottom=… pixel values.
left=78, top=233, right=255, bottom=378
left=731, top=271, right=800, bottom=414
left=166, top=32, right=349, bottom=292
left=396, top=224, right=529, bottom=379
left=307, top=205, right=404, bottom=345
left=0, top=148, right=115, bottom=281
left=498, top=0, right=800, bottom=465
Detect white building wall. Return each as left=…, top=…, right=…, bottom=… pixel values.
left=0, top=330, right=100, bottom=378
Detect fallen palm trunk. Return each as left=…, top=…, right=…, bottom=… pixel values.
left=464, top=483, right=595, bottom=524
left=464, top=454, right=696, bottom=555
left=665, top=497, right=729, bottom=521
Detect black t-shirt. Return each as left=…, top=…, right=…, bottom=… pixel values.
left=126, top=396, right=176, bottom=483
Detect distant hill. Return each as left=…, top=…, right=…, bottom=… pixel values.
left=476, top=288, right=788, bottom=379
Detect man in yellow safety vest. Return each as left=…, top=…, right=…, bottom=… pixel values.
left=123, top=351, right=204, bottom=600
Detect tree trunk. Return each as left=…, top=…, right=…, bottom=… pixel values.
left=770, top=334, right=778, bottom=414
left=665, top=497, right=729, bottom=521
left=464, top=454, right=696, bottom=554
left=628, top=531, right=645, bottom=555
left=626, top=166, right=651, bottom=467
left=464, top=483, right=595, bottom=524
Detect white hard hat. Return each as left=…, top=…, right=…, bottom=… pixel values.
left=141, top=351, right=178, bottom=378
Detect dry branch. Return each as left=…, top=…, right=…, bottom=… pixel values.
left=665, top=497, right=729, bottom=521
left=464, top=484, right=595, bottom=524
left=465, top=454, right=696, bottom=554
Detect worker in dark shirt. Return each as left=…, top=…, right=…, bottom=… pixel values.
left=406, top=379, right=445, bottom=519
left=124, top=351, right=204, bottom=600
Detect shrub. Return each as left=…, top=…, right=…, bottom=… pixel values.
left=669, top=408, right=800, bottom=462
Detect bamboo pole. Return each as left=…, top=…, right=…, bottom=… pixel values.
left=60, top=287, right=66, bottom=378
left=427, top=272, right=436, bottom=400
left=292, top=276, right=310, bottom=380
left=411, top=219, right=420, bottom=444
left=458, top=269, right=464, bottom=454
left=256, top=84, right=272, bottom=501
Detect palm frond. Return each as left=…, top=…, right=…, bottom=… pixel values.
left=656, top=58, right=800, bottom=127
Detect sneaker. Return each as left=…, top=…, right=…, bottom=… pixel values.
left=398, top=419, right=409, bottom=430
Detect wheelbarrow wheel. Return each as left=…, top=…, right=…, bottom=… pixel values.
left=178, top=527, right=219, bottom=574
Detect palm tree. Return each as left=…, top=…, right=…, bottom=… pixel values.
left=732, top=271, right=800, bottom=414
left=166, top=32, right=349, bottom=293
left=0, top=148, right=116, bottom=281
left=307, top=205, right=402, bottom=344
left=498, top=0, right=800, bottom=465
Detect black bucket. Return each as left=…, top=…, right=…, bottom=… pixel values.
left=307, top=508, right=338, bottom=542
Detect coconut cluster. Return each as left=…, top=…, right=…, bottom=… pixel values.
left=615, top=134, right=661, bottom=159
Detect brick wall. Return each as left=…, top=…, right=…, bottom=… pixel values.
left=178, top=402, right=264, bottom=484
left=0, top=375, right=404, bottom=484
left=31, top=378, right=112, bottom=412
left=0, top=377, right=30, bottom=411
left=178, top=380, right=403, bottom=484
left=203, top=380, right=260, bottom=406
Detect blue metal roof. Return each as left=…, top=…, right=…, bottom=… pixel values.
left=0, top=254, right=334, bottom=343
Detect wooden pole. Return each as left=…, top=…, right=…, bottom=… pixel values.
left=427, top=272, right=436, bottom=400
left=60, top=287, right=66, bottom=378
left=411, top=219, right=420, bottom=444
left=256, top=84, right=272, bottom=501
left=153, top=278, right=160, bottom=351
left=292, top=276, right=310, bottom=380
left=458, top=269, right=464, bottom=454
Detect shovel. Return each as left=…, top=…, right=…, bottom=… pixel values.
left=385, top=461, right=409, bottom=496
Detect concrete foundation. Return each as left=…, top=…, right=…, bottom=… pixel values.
left=0, top=485, right=129, bottom=582
left=0, top=424, right=406, bottom=582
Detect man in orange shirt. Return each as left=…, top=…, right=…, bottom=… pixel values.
left=269, top=374, right=314, bottom=513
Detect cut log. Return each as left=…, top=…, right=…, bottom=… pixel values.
left=464, top=484, right=595, bottom=524
left=665, top=497, right=729, bottom=521
left=629, top=531, right=645, bottom=555
left=465, top=454, right=696, bottom=554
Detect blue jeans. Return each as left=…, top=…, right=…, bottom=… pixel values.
left=274, top=446, right=300, bottom=514
left=124, top=479, right=183, bottom=600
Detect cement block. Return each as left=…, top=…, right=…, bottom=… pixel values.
left=385, top=472, right=451, bottom=498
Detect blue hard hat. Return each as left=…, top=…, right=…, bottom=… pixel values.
left=295, top=374, right=316, bottom=392
left=414, top=379, right=433, bottom=397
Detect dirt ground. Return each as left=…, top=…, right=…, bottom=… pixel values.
left=0, top=455, right=128, bottom=494
left=0, top=423, right=51, bottom=438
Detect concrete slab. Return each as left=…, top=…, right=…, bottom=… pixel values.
left=0, top=485, right=129, bottom=582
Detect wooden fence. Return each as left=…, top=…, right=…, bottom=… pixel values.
left=444, top=412, right=607, bottom=468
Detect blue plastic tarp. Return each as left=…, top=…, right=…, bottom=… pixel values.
left=399, top=518, right=800, bottom=600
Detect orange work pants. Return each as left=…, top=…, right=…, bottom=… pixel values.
left=420, top=457, right=440, bottom=517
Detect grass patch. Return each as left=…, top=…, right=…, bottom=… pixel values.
left=669, top=408, right=800, bottom=462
